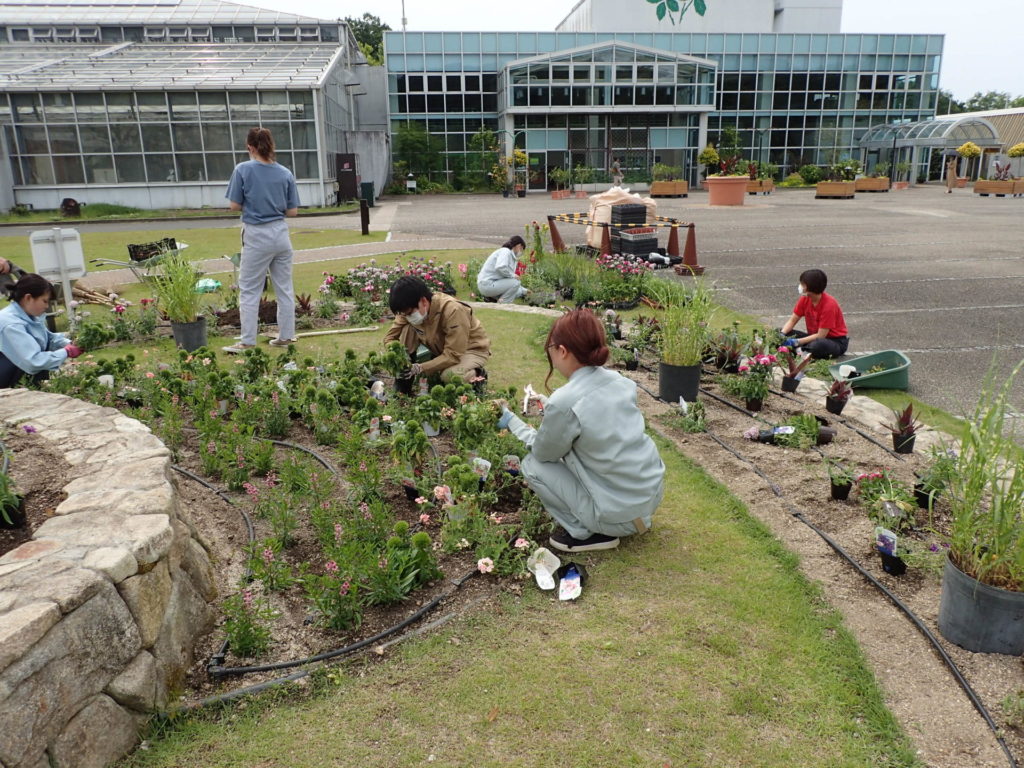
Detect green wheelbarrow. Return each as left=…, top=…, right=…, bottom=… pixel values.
left=829, top=350, right=911, bottom=390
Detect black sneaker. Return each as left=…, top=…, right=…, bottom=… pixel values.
left=548, top=529, right=619, bottom=553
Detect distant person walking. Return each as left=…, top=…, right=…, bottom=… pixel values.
left=223, top=127, right=299, bottom=354
left=611, top=157, right=624, bottom=186
left=945, top=157, right=958, bottom=193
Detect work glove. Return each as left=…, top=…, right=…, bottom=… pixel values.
left=398, top=363, right=422, bottom=379
left=497, top=407, right=514, bottom=430
left=782, top=338, right=801, bottom=349
left=64, top=344, right=82, bottom=359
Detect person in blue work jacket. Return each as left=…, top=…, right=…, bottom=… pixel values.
left=497, top=309, right=665, bottom=553
left=476, top=235, right=529, bottom=303
left=0, top=273, right=81, bottom=388
left=222, top=126, right=299, bottom=354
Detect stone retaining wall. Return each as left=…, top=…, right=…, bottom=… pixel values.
left=0, top=390, right=216, bottom=768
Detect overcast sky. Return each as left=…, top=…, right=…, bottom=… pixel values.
left=251, top=0, right=1023, bottom=101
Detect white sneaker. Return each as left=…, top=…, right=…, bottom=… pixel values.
left=222, top=343, right=255, bottom=354
left=268, top=338, right=298, bottom=347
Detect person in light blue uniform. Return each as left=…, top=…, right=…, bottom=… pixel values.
left=222, top=126, right=300, bottom=354
left=477, top=235, right=528, bottom=303
left=498, top=309, right=665, bottom=553
left=0, top=274, right=81, bottom=388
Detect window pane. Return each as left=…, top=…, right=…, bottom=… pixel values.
left=12, top=94, right=42, bottom=123
left=137, top=92, right=169, bottom=121
left=259, top=91, right=289, bottom=120
left=293, top=151, right=317, bottom=179
left=115, top=154, right=146, bottom=182
left=261, top=122, right=290, bottom=149
left=228, top=92, right=259, bottom=121
left=198, top=92, right=228, bottom=121
left=85, top=154, right=116, bottom=183
left=172, top=123, right=201, bottom=151
left=202, top=122, right=232, bottom=151
left=168, top=92, right=199, bottom=121
left=53, top=155, right=85, bottom=184
left=175, top=154, right=206, bottom=181
left=74, top=93, right=105, bottom=121
left=22, top=155, right=54, bottom=184
left=205, top=153, right=236, bottom=181
left=41, top=93, right=75, bottom=122
left=147, top=154, right=176, bottom=182
left=48, top=125, right=79, bottom=154
left=106, top=93, right=135, bottom=122
left=79, top=124, right=111, bottom=153
left=290, top=121, right=315, bottom=150
left=141, top=124, right=172, bottom=152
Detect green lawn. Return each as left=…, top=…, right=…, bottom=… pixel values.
left=89, top=306, right=920, bottom=768
left=0, top=203, right=357, bottom=224
left=0, top=226, right=385, bottom=273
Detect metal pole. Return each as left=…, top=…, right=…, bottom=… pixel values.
left=52, top=228, right=76, bottom=333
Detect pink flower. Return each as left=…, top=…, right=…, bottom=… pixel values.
left=382, top=414, right=392, bottom=422
left=477, top=557, right=495, bottom=574
left=415, top=496, right=428, bottom=505
left=458, top=263, right=468, bottom=275
left=22, top=424, right=37, bottom=434
left=419, top=513, right=431, bottom=524
left=242, top=589, right=253, bottom=609
left=339, top=580, right=350, bottom=596
left=514, top=538, right=529, bottom=549
left=325, top=560, right=339, bottom=575
left=145, top=372, right=155, bottom=378
left=262, top=547, right=274, bottom=564
left=334, top=523, right=344, bottom=542
left=738, top=365, right=750, bottom=373
left=433, top=485, right=451, bottom=501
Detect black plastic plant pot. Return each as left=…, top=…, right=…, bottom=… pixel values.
left=625, top=359, right=639, bottom=371
left=0, top=496, right=26, bottom=529
left=830, top=481, right=852, bottom=501
left=914, top=483, right=935, bottom=509
left=658, top=362, right=701, bottom=404
left=745, top=398, right=763, bottom=412
left=878, top=550, right=907, bottom=576
left=393, top=375, right=415, bottom=396
left=938, top=556, right=1024, bottom=654
left=892, top=432, right=916, bottom=454
left=816, top=426, right=836, bottom=445
left=824, top=396, right=847, bottom=415
left=402, top=484, right=419, bottom=502
left=781, top=376, right=800, bottom=393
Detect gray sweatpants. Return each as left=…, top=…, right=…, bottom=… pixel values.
left=239, top=219, right=295, bottom=345
left=477, top=277, right=525, bottom=303
left=521, top=453, right=653, bottom=540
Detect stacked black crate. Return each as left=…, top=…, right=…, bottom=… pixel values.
left=609, top=203, right=647, bottom=254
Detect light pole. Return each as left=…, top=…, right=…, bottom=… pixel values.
left=493, top=127, right=527, bottom=195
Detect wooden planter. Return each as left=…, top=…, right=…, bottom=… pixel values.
left=706, top=176, right=748, bottom=206
left=1014, top=179, right=1024, bottom=195
left=974, top=180, right=1016, bottom=197
left=746, top=179, right=774, bottom=195
left=955, top=177, right=968, bottom=188
left=855, top=176, right=890, bottom=192
left=650, top=180, right=689, bottom=198
left=815, top=181, right=856, bottom=199
left=892, top=181, right=909, bottom=190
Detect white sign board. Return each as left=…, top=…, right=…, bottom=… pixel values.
left=29, top=228, right=87, bottom=280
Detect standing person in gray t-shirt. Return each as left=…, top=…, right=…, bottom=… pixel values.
left=222, top=127, right=300, bottom=353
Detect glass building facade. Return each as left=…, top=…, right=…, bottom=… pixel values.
left=385, top=30, right=943, bottom=189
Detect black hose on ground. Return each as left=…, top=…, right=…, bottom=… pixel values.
left=269, top=440, right=339, bottom=475
left=207, top=568, right=477, bottom=678
left=634, top=380, right=1016, bottom=768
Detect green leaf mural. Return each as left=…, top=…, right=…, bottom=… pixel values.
left=648, top=0, right=711, bottom=25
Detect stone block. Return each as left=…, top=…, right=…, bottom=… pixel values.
left=152, top=573, right=214, bottom=693
left=181, top=537, right=218, bottom=603
left=105, top=650, right=157, bottom=713
left=7, top=563, right=105, bottom=615
left=50, top=694, right=141, bottom=768
left=56, top=486, right=175, bottom=518
left=82, top=547, right=138, bottom=584
left=0, top=538, right=64, bottom=566
left=63, top=457, right=170, bottom=495
left=0, top=582, right=139, bottom=767
left=117, top=561, right=172, bottom=649
left=0, top=602, right=60, bottom=674
left=35, top=513, right=173, bottom=565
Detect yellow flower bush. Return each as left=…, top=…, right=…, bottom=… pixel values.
left=956, top=141, right=982, bottom=158
left=1008, top=142, right=1024, bottom=158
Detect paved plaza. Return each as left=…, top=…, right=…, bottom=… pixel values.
left=20, top=183, right=1024, bottom=416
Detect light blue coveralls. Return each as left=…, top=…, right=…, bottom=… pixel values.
left=505, top=366, right=665, bottom=539
left=0, top=301, right=71, bottom=387
left=476, top=246, right=526, bottom=303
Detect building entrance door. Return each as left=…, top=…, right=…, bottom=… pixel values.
left=527, top=152, right=546, bottom=191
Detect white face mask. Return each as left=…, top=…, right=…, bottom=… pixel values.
left=797, top=284, right=806, bottom=296
left=407, top=309, right=425, bottom=326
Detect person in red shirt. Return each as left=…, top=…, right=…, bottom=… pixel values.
left=780, top=269, right=849, bottom=359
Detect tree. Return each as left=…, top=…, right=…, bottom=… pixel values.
left=393, top=123, right=445, bottom=177
left=964, top=90, right=1015, bottom=112
left=936, top=89, right=964, bottom=115
left=344, top=13, right=390, bottom=65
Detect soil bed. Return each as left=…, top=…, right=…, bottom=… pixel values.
left=0, top=429, right=75, bottom=557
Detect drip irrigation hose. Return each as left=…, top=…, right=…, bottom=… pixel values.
left=207, top=568, right=477, bottom=678
left=269, top=440, right=339, bottom=475
left=635, top=380, right=1017, bottom=768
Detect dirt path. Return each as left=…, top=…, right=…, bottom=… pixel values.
left=625, top=366, right=1020, bottom=768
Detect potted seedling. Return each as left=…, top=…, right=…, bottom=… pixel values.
left=824, top=378, right=853, bottom=415
left=775, top=345, right=813, bottom=392
left=151, top=248, right=207, bottom=352
left=823, top=457, right=854, bottom=501
left=885, top=403, right=919, bottom=454
left=718, top=352, right=774, bottom=411
left=648, top=279, right=713, bottom=403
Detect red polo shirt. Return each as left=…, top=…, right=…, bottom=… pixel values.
left=793, top=292, right=847, bottom=338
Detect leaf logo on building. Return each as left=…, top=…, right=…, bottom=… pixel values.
left=646, top=0, right=709, bottom=25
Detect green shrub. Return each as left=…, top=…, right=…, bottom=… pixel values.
left=779, top=173, right=807, bottom=188
left=798, top=165, right=825, bottom=184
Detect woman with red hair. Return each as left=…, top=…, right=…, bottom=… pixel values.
left=498, top=309, right=665, bottom=552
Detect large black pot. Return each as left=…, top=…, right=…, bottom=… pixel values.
left=824, top=396, right=847, bottom=415
left=892, top=432, right=916, bottom=454
left=170, top=318, right=208, bottom=352
left=939, top=556, right=1024, bottom=654
left=658, top=362, right=701, bottom=404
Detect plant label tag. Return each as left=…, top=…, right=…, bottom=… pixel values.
left=558, top=566, right=583, bottom=601
left=367, top=417, right=380, bottom=441
left=472, top=457, right=492, bottom=481
left=773, top=426, right=796, bottom=435
left=503, top=454, right=521, bottom=473
left=417, top=379, right=429, bottom=397
left=875, top=526, right=898, bottom=556
left=421, top=421, right=440, bottom=437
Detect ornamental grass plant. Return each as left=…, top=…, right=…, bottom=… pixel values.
left=945, top=360, right=1024, bottom=591
left=150, top=249, right=203, bottom=323
left=648, top=278, right=714, bottom=366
